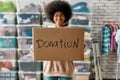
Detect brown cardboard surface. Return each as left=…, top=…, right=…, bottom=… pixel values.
left=33, top=27, right=84, bottom=60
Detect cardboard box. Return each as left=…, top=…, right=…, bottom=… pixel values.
left=33, top=27, right=84, bottom=60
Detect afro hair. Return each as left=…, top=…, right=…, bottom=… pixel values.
left=45, top=0, right=72, bottom=23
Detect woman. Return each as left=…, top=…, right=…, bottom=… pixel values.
left=31, top=1, right=74, bottom=80
left=43, top=1, right=74, bottom=80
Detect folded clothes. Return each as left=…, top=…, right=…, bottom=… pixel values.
left=71, top=2, right=90, bottom=13
left=17, top=13, right=40, bottom=25
left=0, top=1, right=16, bottom=12
left=0, top=38, right=16, bottom=48
left=0, top=13, right=16, bottom=25
left=20, top=3, right=41, bottom=12
left=71, top=19, right=89, bottom=25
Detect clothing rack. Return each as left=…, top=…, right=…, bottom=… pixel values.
left=105, top=21, right=119, bottom=25
left=92, top=40, right=102, bottom=80
left=102, top=21, right=119, bottom=55
left=102, top=21, right=119, bottom=80
left=115, top=30, right=120, bottom=80
left=116, top=50, right=119, bottom=80
left=103, top=21, right=119, bottom=30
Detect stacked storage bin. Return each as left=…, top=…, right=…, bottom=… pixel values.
left=69, top=0, right=93, bottom=80
left=0, top=0, right=17, bottom=79
left=16, top=0, right=43, bottom=80
left=42, top=0, right=55, bottom=27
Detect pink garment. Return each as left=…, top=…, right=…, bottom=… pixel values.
left=110, top=25, right=115, bottom=52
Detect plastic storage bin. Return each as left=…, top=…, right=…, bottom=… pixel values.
left=17, top=37, right=32, bottom=49
left=42, top=0, right=55, bottom=12
left=0, top=0, right=16, bottom=12
left=17, top=25, right=40, bottom=37
left=0, top=37, right=17, bottom=48
left=0, top=25, right=16, bottom=36
left=0, top=49, right=16, bottom=60
left=42, top=13, right=55, bottom=26
left=73, top=61, right=90, bottom=73
left=0, top=72, right=16, bottom=80
left=69, top=0, right=91, bottom=13
left=18, top=60, right=42, bottom=72
left=16, top=12, right=40, bottom=25
left=17, top=0, right=42, bottom=12
left=0, top=12, right=16, bottom=25
left=70, top=13, right=92, bottom=26
left=18, top=71, right=41, bottom=80
left=17, top=49, right=33, bottom=61
left=0, top=60, right=16, bottom=72
left=73, top=73, right=90, bottom=80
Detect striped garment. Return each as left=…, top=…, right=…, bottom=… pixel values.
left=102, top=26, right=111, bottom=55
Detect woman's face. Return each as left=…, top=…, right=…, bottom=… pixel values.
left=53, top=11, right=65, bottom=27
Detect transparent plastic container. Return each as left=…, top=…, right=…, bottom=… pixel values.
left=42, top=13, right=55, bottom=27
left=16, top=0, right=42, bottom=12
left=16, top=12, right=40, bottom=25
left=17, top=37, right=32, bottom=49
left=0, top=72, right=16, bottom=80
left=69, top=13, right=92, bottom=27
left=17, top=25, right=40, bottom=37
left=18, top=60, right=42, bottom=72
left=18, top=71, right=41, bottom=80
left=0, top=37, right=17, bottom=48
left=42, top=0, right=55, bottom=12
left=0, top=12, right=16, bottom=25
left=0, top=49, right=16, bottom=60
left=0, top=60, right=16, bottom=72
left=73, top=72, right=90, bottom=80
left=0, top=25, right=16, bottom=36
left=73, top=61, right=90, bottom=73
left=17, top=49, right=33, bottom=61
left=69, top=0, right=92, bottom=13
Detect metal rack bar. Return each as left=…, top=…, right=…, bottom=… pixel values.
left=92, top=40, right=102, bottom=80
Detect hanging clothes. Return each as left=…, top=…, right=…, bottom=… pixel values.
left=102, top=23, right=119, bottom=55
left=110, top=24, right=115, bottom=52
left=115, top=30, right=120, bottom=63
left=113, top=24, right=119, bottom=51
left=115, top=30, right=120, bottom=43
left=102, top=25, right=111, bottom=55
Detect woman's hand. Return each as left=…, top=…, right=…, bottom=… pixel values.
left=30, top=45, right=34, bottom=59
left=30, top=45, right=33, bottom=53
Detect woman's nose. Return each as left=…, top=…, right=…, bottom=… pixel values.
left=57, top=16, right=61, bottom=19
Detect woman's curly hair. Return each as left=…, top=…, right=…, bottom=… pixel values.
left=45, top=0, right=72, bottom=23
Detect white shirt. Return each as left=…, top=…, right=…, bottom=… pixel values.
left=115, top=30, right=120, bottom=44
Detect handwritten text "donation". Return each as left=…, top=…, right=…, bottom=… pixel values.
left=36, top=38, right=79, bottom=48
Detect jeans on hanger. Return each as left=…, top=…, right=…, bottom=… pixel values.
left=45, top=76, right=72, bottom=80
